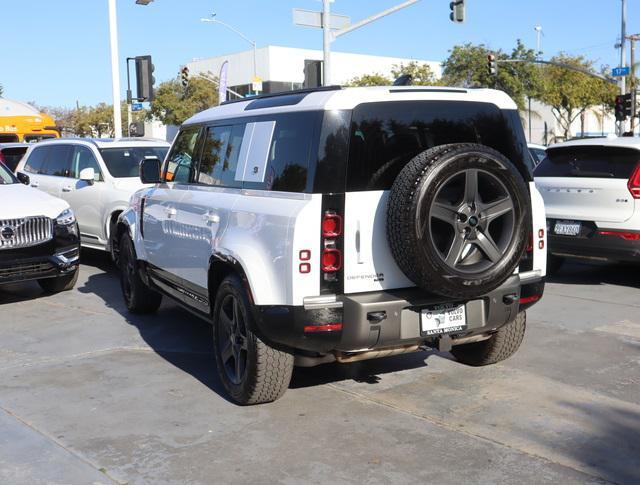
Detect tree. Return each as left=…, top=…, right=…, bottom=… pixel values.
left=0, top=84, right=3, bottom=97
left=441, top=40, right=543, bottom=111
left=538, top=54, right=618, bottom=139
left=345, top=73, right=392, bottom=87
left=148, top=75, right=218, bottom=126
left=391, top=61, right=437, bottom=85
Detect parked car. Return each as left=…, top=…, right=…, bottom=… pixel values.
left=0, top=161, right=79, bottom=292
left=0, top=142, right=30, bottom=172
left=528, top=143, right=547, bottom=167
left=16, top=138, right=170, bottom=254
left=535, top=137, right=640, bottom=274
left=116, top=86, right=547, bottom=405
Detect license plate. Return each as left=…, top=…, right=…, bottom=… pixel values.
left=554, top=220, right=581, bottom=236
left=421, top=304, right=467, bottom=336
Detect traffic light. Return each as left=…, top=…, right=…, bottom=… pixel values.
left=449, top=0, right=465, bottom=23
left=487, top=54, right=497, bottom=76
left=180, top=66, right=189, bottom=88
left=135, top=55, right=155, bottom=102
left=623, top=92, right=633, bottom=118
left=615, top=94, right=627, bottom=121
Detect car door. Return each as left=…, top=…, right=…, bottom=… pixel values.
left=176, top=123, right=246, bottom=295
left=143, top=126, right=202, bottom=280
left=20, top=145, right=50, bottom=191
left=60, top=145, right=105, bottom=245
left=37, top=145, right=74, bottom=199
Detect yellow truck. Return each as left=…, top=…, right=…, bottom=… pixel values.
left=0, top=98, right=59, bottom=143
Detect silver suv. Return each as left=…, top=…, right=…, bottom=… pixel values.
left=116, top=86, right=547, bottom=405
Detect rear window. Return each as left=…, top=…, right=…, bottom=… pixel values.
left=346, top=101, right=530, bottom=191
left=535, top=146, right=640, bottom=178
left=100, top=146, right=169, bottom=178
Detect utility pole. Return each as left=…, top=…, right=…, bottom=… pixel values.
left=619, top=0, right=627, bottom=134
left=630, top=34, right=638, bottom=134
left=322, top=0, right=332, bottom=85
left=107, top=0, right=122, bottom=138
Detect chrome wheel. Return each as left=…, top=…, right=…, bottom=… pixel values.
left=217, top=294, right=249, bottom=385
left=426, top=168, right=515, bottom=274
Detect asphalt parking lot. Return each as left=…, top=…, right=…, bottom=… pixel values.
left=1, top=252, right=639, bottom=485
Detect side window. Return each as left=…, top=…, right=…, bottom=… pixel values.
left=164, top=127, right=200, bottom=183
left=70, top=146, right=102, bottom=181
left=23, top=147, right=50, bottom=174
left=241, top=112, right=317, bottom=193
left=42, top=145, right=72, bottom=177
left=198, top=125, right=231, bottom=186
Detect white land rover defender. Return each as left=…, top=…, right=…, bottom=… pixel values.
left=116, top=86, right=547, bottom=405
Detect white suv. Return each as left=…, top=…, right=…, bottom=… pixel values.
left=116, top=86, right=547, bottom=405
left=16, top=138, right=169, bottom=254
left=535, top=136, right=640, bottom=273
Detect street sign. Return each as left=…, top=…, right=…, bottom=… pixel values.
left=131, top=103, right=144, bottom=112
left=612, top=66, right=630, bottom=77
left=252, top=76, right=263, bottom=93
left=292, top=8, right=350, bottom=30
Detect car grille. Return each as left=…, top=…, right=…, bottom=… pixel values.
left=0, top=262, right=54, bottom=280
left=0, top=217, right=53, bottom=250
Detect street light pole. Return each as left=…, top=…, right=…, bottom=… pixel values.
left=322, top=0, right=331, bottom=85
left=619, top=0, right=627, bottom=134
left=107, top=0, right=122, bottom=138
left=201, top=15, right=258, bottom=93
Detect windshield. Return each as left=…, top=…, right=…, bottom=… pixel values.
left=99, top=146, right=168, bottom=178
left=0, top=162, right=18, bottom=184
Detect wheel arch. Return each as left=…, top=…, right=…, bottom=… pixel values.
left=208, top=253, right=254, bottom=311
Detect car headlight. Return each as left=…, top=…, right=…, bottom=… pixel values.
left=56, top=208, right=76, bottom=226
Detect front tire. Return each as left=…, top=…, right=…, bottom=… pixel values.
left=213, top=275, right=293, bottom=405
left=38, top=267, right=79, bottom=293
left=451, top=311, right=526, bottom=366
left=119, top=233, right=162, bottom=314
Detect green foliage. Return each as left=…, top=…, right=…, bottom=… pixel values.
left=391, top=61, right=438, bottom=85
left=345, top=73, right=392, bottom=87
left=441, top=40, right=542, bottom=110
left=538, top=54, right=618, bottom=138
left=148, top=75, right=218, bottom=126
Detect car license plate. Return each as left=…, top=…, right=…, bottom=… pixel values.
left=554, top=220, right=581, bottom=236
left=421, top=304, right=467, bottom=336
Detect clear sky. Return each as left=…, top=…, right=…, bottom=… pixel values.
left=1, top=0, right=638, bottom=108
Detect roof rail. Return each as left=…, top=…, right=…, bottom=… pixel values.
left=221, top=85, right=342, bottom=106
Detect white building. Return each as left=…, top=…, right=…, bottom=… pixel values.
left=186, top=45, right=441, bottom=98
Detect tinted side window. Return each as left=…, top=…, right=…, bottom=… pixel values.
left=70, top=146, right=102, bottom=181
left=198, top=125, right=242, bottom=188
left=42, top=145, right=72, bottom=177
left=24, top=146, right=50, bottom=174
left=347, top=101, right=529, bottom=191
left=535, top=146, right=640, bottom=179
left=243, top=111, right=317, bottom=192
left=164, top=127, right=200, bottom=183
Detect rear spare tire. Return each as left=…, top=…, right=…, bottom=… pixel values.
left=387, top=143, right=529, bottom=299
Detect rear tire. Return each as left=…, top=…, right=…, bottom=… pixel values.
left=213, top=274, right=293, bottom=405
left=451, top=311, right=526, bottom=366
left=38, top=268, right=79, bottom=293
left=119, top=233, right=162, bottom=314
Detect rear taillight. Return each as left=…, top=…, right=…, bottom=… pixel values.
left=628, top=164, right=640, bottom=199
left=599, top=230, right=640, bottom=241
left=321, top=210, right=343, bottom=279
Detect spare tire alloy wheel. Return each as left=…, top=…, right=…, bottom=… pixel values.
left=429, top=168, right=514, bottom=273
left=388, top=143, right=529, bottom=299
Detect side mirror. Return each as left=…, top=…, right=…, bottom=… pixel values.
left=79, top=167, right=96, bottom=184
left=140, top=157, right=162, bottom=184
left=16, top=172, right=30, bottom=186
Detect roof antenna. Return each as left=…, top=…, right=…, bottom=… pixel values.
left=393, top=74, right=413, bottom=86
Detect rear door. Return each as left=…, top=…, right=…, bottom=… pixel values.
left=342, top=101, right=533, bottom=294
left=20, top=145, right=50, bottom=190
left=37, top=144, right=73, bottom=198
left=535, top=145, right=639, bottom=223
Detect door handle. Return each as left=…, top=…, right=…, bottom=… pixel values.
left=30, top=182, right=39, bottom=188
left=203, top=212, right=220, bottom=224
left=62, top=186, right=73, bottom=192
left=166, top=207, right=177, bottom=218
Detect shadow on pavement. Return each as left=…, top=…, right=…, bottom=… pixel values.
left=554, top=400, right=640, bottom=484
left=547, top=261, right=640, bottom=289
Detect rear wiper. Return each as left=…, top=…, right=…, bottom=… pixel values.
left=568, top=169, right=614, bottom=178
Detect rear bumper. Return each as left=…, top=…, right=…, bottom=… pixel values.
left=547, top=219, right=640, bottom=263
left=253, top=272, right=544, bottom=355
